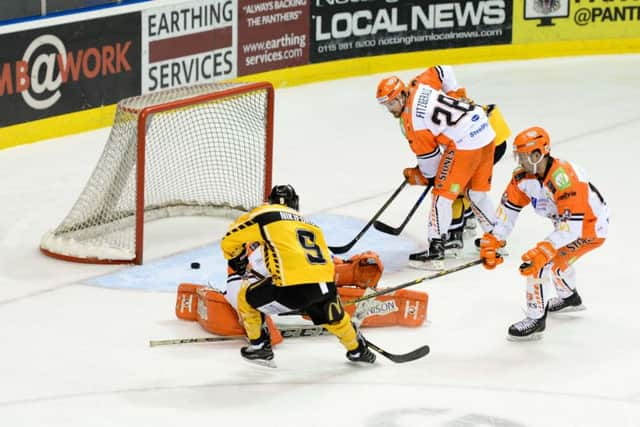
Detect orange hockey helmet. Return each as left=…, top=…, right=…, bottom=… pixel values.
left=376, top=76, right=405, bottom=104
left=513, top=126, right=551, bottom=155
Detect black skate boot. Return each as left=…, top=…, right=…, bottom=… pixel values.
left=445, top=229, right=464, bottom=250
left=548, top=291, right=585, bottom=313
left=241, top=326, right=275, bottom=368
left=409, top=238, right=445, bottom=261
left=346, top=334, right=376, bottom=364
left=409, top=238, right=445, bottom=270
left=507, top=311, right=547, bottom=341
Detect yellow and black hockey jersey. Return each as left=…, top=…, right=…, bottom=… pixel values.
left=221, top=204, right=335, bottom=287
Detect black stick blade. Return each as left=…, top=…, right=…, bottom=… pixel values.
left=373, top=220, right=402, bottom=235
left=365, top=340, right=430, bottom=363
left=328, top=243, right=355, bottom=254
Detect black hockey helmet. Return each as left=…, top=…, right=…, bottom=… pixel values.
left=268, top=184, right=299, bottom=210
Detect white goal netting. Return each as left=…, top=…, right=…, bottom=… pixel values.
left=41, top=81, right=273, bottom=264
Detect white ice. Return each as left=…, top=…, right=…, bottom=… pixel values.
left=1, top=55, right=639, bottom=426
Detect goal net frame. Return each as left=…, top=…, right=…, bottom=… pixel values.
left=40, top=81, right=274, bottom=265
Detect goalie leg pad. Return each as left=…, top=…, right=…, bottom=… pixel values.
left=175, top=283, right=283, bottom=345
left=175, top=283, right=204, bottom=321
left=338, top=287, right=428, bottom=327
left=198, top=287, right=247, bottom=336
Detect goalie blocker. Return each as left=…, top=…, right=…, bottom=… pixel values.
left=175, top=252, right=428, bottom=339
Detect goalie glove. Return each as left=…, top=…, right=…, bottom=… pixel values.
left=403, top=166, right=431, bottom=186
left=333, top=251, right=384, bottom=288
left=519, top=241, right=556, bottom=277
left=479, top=232, right=506, bottom=270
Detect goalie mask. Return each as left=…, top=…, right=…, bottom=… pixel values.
left=268, top=184, right=299, bottom=210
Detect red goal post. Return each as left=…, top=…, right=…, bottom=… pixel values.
left=41, top=81, right=274, bottom=265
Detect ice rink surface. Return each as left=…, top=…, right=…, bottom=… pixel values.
left=1, top=55, right=639, bottom=426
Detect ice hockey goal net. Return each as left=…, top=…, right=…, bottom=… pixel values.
left=41, top=81, right=274, bottom=264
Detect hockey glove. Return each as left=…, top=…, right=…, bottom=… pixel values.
left=519, top=241, right=556, bottom=277
left=479, top=232, right=505, bottom=270
left=333, top=251, right=383, bottom=288
left=228, top=244, right=249, bottom=276
left=403, top=166, right=431, bottom=186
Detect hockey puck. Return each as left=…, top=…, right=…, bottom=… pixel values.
left=190, top=262, right=200, bottom=269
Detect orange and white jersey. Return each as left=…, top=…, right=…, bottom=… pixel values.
left=399, top=83, right=495, bottom=178
left=493, top=158, right=609, bottom=248
left=413, top=65, right=466, bottom=98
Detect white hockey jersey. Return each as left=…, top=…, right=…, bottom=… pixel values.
left=399, top=83, right=495, bottom=178
left=493, top=158, right=609, bottom=249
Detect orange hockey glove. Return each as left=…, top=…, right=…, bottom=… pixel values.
left=479, top=232, right=506, bottom=270
left=519, top=241, right=557, bottom=277
left=403, top=166, right=430, bottom=186
left=333, top=251, right=383, bottom=288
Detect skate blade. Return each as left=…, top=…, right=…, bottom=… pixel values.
left=408, top=260, right=445, bottom=271
left=549, top=304, right=586, bottom=314
left=506, top=332, right=544, bottom=342
left=243, top=358, right=277, bottom=368
left=444, top=243, right=464, bottom=251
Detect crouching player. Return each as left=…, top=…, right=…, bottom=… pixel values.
left=176, top=244, right=426, bottom=353
left=221, top=185, right=376, bottom=367
left=480, top=127, right=609, bottom=340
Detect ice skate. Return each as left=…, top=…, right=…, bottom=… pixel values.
left=241, top=328, right=276, bottom=368
left=507, top=313, right=546, bottom=341
left=346, top=335, right=376, bottom=364
left=548, top=291, right=586, bottom=313
left=409, top=238, right=445, bottom=270
left=444, top=229, right=464, bottom=250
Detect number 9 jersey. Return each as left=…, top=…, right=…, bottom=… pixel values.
left=221, top=204, right=335, bottom=287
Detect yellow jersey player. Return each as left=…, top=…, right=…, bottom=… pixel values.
left=221, top=184, right=376, bottom=367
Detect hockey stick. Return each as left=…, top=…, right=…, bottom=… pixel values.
left=278, top=258, right=484, bottom=317
left=328, top=180, right=408, bottom=254
left=345, top=258, right=484, bottom=305
left=365, top=339, right=430, bottom=363
left=373, top=183, right=432, bottom=236
left=149, top=325, right=329, bottom=347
